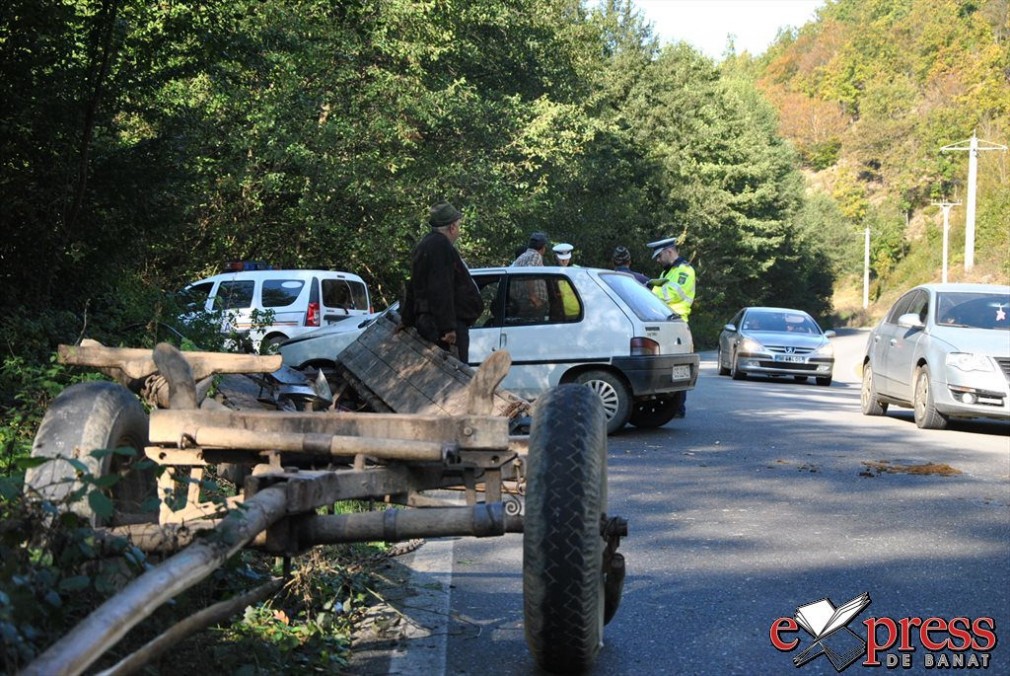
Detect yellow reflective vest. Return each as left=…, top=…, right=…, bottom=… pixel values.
left=652, top=258, right=695, bottom=321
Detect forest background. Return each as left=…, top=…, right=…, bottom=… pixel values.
left=0, top=0, right=1007, bottom=669
left=2, top=0, right=1007, bottom=365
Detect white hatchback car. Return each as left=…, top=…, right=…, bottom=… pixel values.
left=281, top=266, right=699, bottom=433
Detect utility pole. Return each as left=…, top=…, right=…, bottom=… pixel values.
left=931, top=198, right=961, bottom=283
left=863, top=226, right=870, bottom=309
left=940, top=131, right=1008, bottom=271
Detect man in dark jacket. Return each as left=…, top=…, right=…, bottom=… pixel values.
left=402, top=202, right=483, bottom=362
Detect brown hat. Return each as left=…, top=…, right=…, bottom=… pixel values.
left=429, top=202, right=462, bottom=228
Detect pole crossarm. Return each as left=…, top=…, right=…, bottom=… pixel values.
left=937, top=132, right=1008, bottom=271
left=941, top=138, right=1008, bottom=152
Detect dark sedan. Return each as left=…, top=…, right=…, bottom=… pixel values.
left=717, top=307, right=836, bottom=386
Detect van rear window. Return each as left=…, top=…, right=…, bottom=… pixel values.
left=217, top=281, right=255, bottom=310
left=323, top=279, right=369, bottom=311
left=261, top=280, right=305, bottom=308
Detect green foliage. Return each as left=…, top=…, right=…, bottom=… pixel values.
left=0, top=356, right=100, bottom=475
left=756, top=0, right=1009, bottom=305
left=1, top=476, right=150, bottom=670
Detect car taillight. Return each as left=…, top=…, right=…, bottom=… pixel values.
left=630, top=337, right=660, bottom=356
left=306, top=302, right=320, bottom=327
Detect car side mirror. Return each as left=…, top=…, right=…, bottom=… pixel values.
left=897, top=312, right=925, bottom=329
left=724, top=323, right=737, bottom=332
left=824, top=330, right=836, bottom=338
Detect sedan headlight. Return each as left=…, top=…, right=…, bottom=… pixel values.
left=946, top=352, right=993, bottom=373
left=813, top=342, right=834, bottom=357
left=740, top=337, right=764, bottom=352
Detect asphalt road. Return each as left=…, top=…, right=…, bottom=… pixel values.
left=353, top=329, right=1009, bottom=675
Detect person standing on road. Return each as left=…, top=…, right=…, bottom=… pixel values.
left=612, top=245, right=649, bottom=285
left=647, top=236, right=696, bottom=418
left=511, top=231, right=549, bottom=319
left=401, top=202, right=483, bottom=362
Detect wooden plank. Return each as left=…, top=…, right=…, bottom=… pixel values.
left=58, top=341, right=282, bottom=381
left=148, top=408, right=509, bottom=450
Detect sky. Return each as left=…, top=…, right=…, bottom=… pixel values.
left=633, top=0, right=825, bottom=60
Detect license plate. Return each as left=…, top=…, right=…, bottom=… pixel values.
left=774, top=354, right=805, bottom=363
left=672, top=365, right=692, bottom=381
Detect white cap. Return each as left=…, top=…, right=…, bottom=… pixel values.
left=647, top=237, right=678, bottom=259
left=552, top=243, right=574, bottom=260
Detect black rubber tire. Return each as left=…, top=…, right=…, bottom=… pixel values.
left=524, top=384, right=607, bottom=674
left=574, top=370, right=631, bottom=434
left=730, top=353, right=747, bottom=380
left=25, top=381, right=156, bottom=527
left=629, top=396, right=678, bottom=428
left=860, top=364, right=888, bottom=416
left=717, top=348, right=730, bottom=376
left=815, top=376, right=832, bottom=387
left=913, top=365, right=948, bottom=429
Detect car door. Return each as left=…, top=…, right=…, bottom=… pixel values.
left=468, top=273, right=506, bottom=368
left=880, top=289, right=930, bottom=396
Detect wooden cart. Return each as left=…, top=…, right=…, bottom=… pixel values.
left=22, top=318, right=627, bottom=675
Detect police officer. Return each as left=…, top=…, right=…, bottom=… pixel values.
left=402, top=202, right=483, bottom=362
left=647, top=236, right=695, bottom=417
left=552, top=242, right=575, bottom=266
left=647, top=237, right=695, bottom=321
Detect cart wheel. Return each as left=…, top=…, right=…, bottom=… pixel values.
left=25, top=381, right=157, bottom=527
left=524, top=384, right=607, bottom=673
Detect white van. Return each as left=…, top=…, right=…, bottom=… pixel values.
left=182, top=268, right=371, bottom=351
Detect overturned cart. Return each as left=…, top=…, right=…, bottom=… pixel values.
left=24, top=326, right=628, bottom=675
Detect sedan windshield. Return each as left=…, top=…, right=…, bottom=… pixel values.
left=935, top=292, right=1010, bottom=330
left=742, top=311, right=821, bottom=335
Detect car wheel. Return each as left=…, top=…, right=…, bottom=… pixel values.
left=717, top=348, right=730, bottom=376
left=794, top=376, right=808, bottom=383
left=913, top=365, right=948, bottom=430
left=815, top=376, right=832, bottom=387
left=860, top=364, right=888, bottom=416
left=261, top=334, right=288, bottom=354
left=629, top=396, right=679, bottom=428
left=524, top=384, right=607, bottom=673
left=730, top=353, right=746, bottom=380
left=25, top=382, right=157, bottom=527
left=575, top=370, right=631, bottom=434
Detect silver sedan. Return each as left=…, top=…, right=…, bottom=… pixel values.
left=861, top=283, right=1010, bottom=429
left=717, top=307, right=836, bottom=386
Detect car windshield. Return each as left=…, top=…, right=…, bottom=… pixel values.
left=935, top=292, right=1010, bottom=330
left=743, top=310, right=821, bottom=334
left=599, top=272, right=680, bottom=321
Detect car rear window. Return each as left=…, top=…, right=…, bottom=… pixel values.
left=600, top=272, right=676, bottom=321
left=261, top=279, right=306, bottom=308
left=323, top=279, right=369, bottom=311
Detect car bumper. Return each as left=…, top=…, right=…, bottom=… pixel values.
left=735, top=353, right=834, bottom=379
left=934, top=369, right=1010, bottom=421
left=612, top=354, right=699, bottom=396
